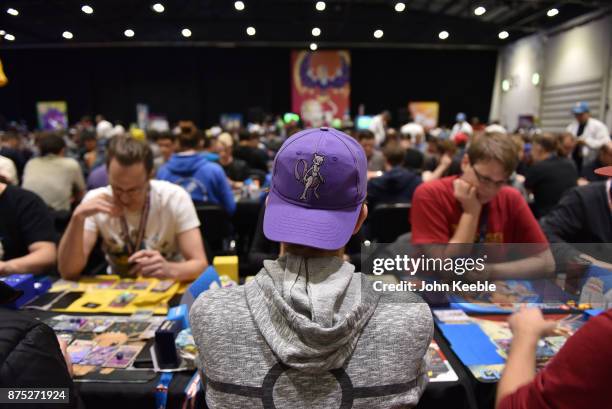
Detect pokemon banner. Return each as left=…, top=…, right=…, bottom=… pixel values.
left=37, top=101, right=68, bottom=130
left=291, top=50, right=350, bottom=127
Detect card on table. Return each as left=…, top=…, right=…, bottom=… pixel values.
left=151, top=280, right=174, bottom=293
left=109, top=292, right=137, bottom=308
left=68, top=340, right=96, bottom=364
left=80, top=345, right=118, bottom=366
left=103, top=344, right=143, bottom=368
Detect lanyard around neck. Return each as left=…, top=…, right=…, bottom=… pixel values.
left=119, top=188, right=151, bottom=255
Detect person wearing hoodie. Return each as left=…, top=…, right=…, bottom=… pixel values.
left=156, top=127, right=236, bottom=215
left=190, top=127, right=433, bottom=409
left=367, top=142, right=422, bottom=210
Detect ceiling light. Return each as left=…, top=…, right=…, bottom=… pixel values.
left=81, top=5, right=93, bottom=14
left=502, top=79, right=510, bottom=92
left=373, top=29, right=384, bottom=39
left=246, top=26, right=256, bottom=36
left=0, top=30, right=5, bottom=36
left=474, top=6, right=486, bottom=16
left=395, top=2, right=406, bottom=12
left=62, top=31, right=74, bottom=40
left=7, top=8, right=18, bottom=16
left=234, top=1, right=245, bottom=11
left=532, top=73, right=540, bottom=86
left=311, top=27, right=321, bottom=37
left=152, top=3, right=165, bottom=13
left=124, top=29, right=135, bottom=38
left=547, top=8, right=559, bottom=17
left=498, top=31, right=509, bottom=40
left=181, top=28, right=192, bottom=38
left=4, top=33, right=15, bottom=41
left=315, top=1, right=326, bottom=11
left=438, top=30, right=449, bottom=40
left=310, top=43, right=318, bottom=51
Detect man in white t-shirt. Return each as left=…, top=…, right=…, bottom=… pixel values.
left=566, top=101, right=610, bottom=165
left=450, top=112, right=473, bottom=141
left=22, top=133, right=85, bottom=211
left=58, top=135, right=208, bottom=282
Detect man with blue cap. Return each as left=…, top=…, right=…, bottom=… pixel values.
left=566, top=101, right=610, bottom=165
left=451, top=112, right=473, bottom=141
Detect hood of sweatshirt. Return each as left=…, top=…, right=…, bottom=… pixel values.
left=244, top=254, right=380, bottom=374
left=165, top=153, right=208, bottom=176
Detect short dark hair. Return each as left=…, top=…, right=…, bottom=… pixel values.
left=382, top=143, right=405, bottom=167
left=533, top=132, right=559, bottom=153
left=38, top=132, right=66, bottom=156
left=106, top=135, right=153, bottom=174
left=467, top=133, right=518, bottom=176
left=357, top=130, right=375, bottom=142
left=156, top=131, right=176, bottom=143
left=178, top=128, right=200, bottom=149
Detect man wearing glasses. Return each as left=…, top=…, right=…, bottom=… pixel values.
left=410, top=133, right=553, bottom=279
left=58, top=135, right=208, bottom=282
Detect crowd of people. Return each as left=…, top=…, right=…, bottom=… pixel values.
left=0, top=100, right=611, bottom=408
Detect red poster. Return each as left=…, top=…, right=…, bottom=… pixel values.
left=291, top=50, right=350, bottom=127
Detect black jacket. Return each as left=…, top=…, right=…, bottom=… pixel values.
left=541, top=181, right=612, bottom=264
left=0, top=308, right=81, bottom=409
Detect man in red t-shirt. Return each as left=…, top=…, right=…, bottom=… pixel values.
left=496, top=308, right=612, bottom=409
left=411, top=133, right=553, bottom=279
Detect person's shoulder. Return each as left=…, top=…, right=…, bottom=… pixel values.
left=368, top=290, right=433, bottom=344
left=151, top=179, right=193, bottom=206
left=414, top=176, right=454, bottom=198
left=189, top=286, right=248, bottom=335
left=6, top=184, right=45, bottom=205
left=497, top=185, right=527, bottom=206
left=58, top=156, right=81, bottom=169
left=82, top=185, right=111, bottom=202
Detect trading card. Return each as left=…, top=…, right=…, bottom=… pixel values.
left=81, top=345, right=118, bottom=366
left=151, top=280, right=174, bottom=293
left=103, top=344, right=143, bottom=368
left=68, top=340, right=96, bottom=364
left=94, top=281, right=116, bottom=290
left=107, top=321, right=151, bottom=336
left=109, top=292, right=137, bottom=308
left=78, top=318, right=114, bottom=333
left=53, top=317, right=88, bottom=332
left=114, top=281, right=135, bottom=290
left=131, top=281, right=151, bottom=291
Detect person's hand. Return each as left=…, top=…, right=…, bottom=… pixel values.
left=439, top=153, right=453, bottom=168
left=454, top=178, right=481, bottom=215
left=577, top=177, right=589, bottom=186
left=128, top=250, right=173, bottom=279
left=57, top=337, right=74, bottom=378
left=508, top=307, right=557, bottom=341
left=73, top=194, right=122, bottom=220
left=0, top=260, right=17, bottom=275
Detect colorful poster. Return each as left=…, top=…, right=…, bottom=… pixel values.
left=291, top=50, right=350, bottom=127
left=36, top=101, right=68, bottom=130
left=408, top=102, right=439, bottom=130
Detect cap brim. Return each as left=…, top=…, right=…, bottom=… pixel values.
left=263, top=189, right=361, bottom=251
left=594, top=166, right=612, bottom=177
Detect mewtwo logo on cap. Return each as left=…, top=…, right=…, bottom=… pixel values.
left=294, top=153, right=326, bottom=200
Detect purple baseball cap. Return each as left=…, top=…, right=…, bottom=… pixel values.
left=264, top=127, right=367, bottom=250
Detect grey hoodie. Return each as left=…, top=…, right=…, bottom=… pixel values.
left=190, top=254, right=433, bottom=408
